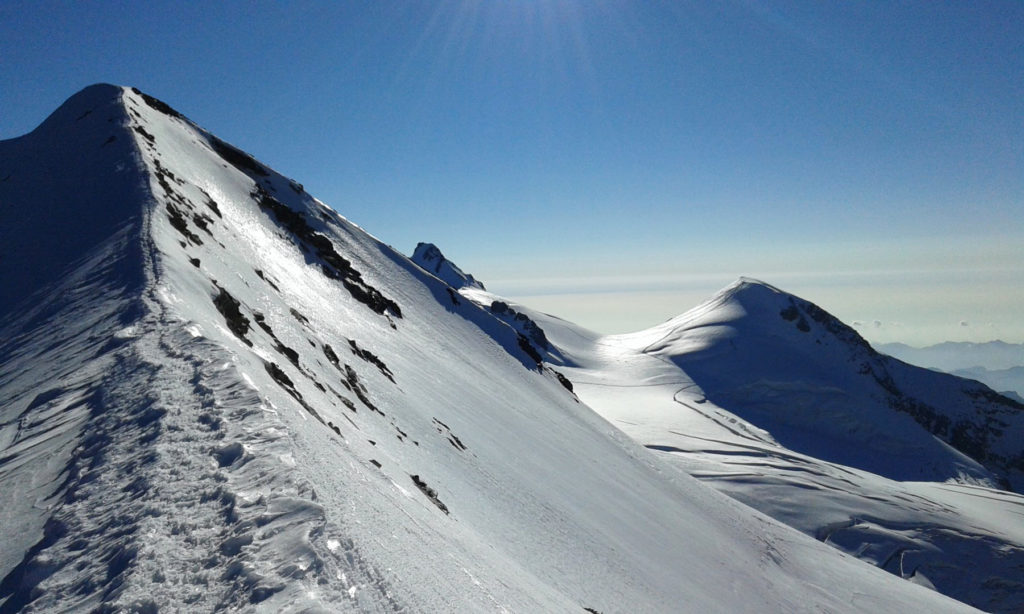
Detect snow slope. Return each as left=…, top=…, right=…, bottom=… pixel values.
left=631, top=279, right=1024, bottom=490
left=458, top=279, right=1024, bottom=612
left=0, top=86, right=984, bottom=612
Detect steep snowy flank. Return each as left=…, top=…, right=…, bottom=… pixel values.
left=0, top=87, right=981, bottom=613
left=0, top=84, right=148, bottom=315
left=465, top=277, right=1023, bottom=612
left=637, top=278, right=1024, bottom=489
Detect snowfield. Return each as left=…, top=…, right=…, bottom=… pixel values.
left=459, top=280, right=1024, bottom=613
left=0, top=85, right=1015, bottom=612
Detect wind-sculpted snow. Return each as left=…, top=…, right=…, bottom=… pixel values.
left=0, top=86, right=984, bottom=612
left=638, top=279, right=1024, bottom=490
left=483, top=279, right=1024, bottom=612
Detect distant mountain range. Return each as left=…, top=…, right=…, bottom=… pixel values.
left=2, top=85, right=1019, bottom=612
left=877, top=341, right=1024, bottom=401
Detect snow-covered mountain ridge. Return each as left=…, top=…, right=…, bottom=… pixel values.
left=0, top=85, right=991, bottom=613
left=456, top=277, right=1024, bottom=612
left=642, top=278, right=1024, bottom=490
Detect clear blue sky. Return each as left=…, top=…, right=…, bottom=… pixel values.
left=2, top=1, right=1021, bottom=344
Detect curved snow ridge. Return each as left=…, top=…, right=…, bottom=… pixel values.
left=1, top=87, right=990, bottom=613
left=613, top=277, right=1021, bottom=489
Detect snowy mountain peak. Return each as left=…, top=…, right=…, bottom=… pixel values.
left=707, top=277, right=862, bottom=338
left=0, top=87, right=990, bottom=613
left=30, top=83, right=124, bottom=131
left=411, top=242, right=485, bottom=290
left=512, top=277, right=1024, bottom=612
left=0, top=84, right=144, bottom=314
left=730, top=275, right=782, bottom=292
left=627, top=278, right=1024, bottom=490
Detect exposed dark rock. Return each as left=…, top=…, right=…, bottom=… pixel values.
left=132, top=125, right=155, bottom=144
left=277, top=344, right=300, bottom=367
left=411, top=242, right=485, bottom=290
left=433, top=418, right=467, bottom=452
left=253, top=269, right=280, bottom=292
left=322, top=344, right=341, bottom=369
left=253, top=188, right=402, bottom=318
left=213, top=287, right=251, bottom=345
left=166, top=202, right=202, bottom=245
left=518, top=334, right=543, bottom=367
left=132, top=88, right=183, bottom=119
left=489, top=301, right=549, bottom=351
left=251, top=312, right=273, bottom=336
left=327, top=384, right=357, bottom=413
left=289, top=308, right=310, bottom=326
left=410, top=475, right=449, bottom=515
left=191, top=212, right=214, bottom=236
left=211, top=138, right=269, bottom=177
left=553, top=370, right=574, bottom=393
left=151, top=158, right=203, bottom=246
left=340, top=277, right=402, bottom=319
left=197, top=188, right=222, bottom=218
left=345, top=365, right=382, bottom=415
left=780, top=301, right=811, bottom=332
left=348, top=339, right=395, bottom=382
left=264, top=361, right=323, bottom=423
left=251, top=313, right=301, bottom=368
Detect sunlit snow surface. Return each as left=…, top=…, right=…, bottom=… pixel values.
left=0, top=86, right=992, bottom=612
left=462, top=281, right=1024, bottom=613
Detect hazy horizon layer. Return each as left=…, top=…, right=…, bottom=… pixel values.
left=490, top=263, right=1024, bottom=346
left=2, top=3, right=1020, bottom=348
